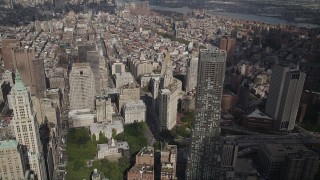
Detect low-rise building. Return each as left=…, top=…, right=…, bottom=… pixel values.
left=160, top=145, right=177, bottom=180
left=242, top=109, right=275, bottom=131
left=90, top=120, right=124, bottom=140
left=127, top=146, right=154, bottom=180
left=96, top=138, right=129, bottom=161
left=68, top=109, right=95, bottom=128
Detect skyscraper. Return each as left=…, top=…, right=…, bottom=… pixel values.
left=158, top=53, right=182, bottom=131
left=12, top=47, right=46, bottom=98
left=0, top=140, right=26, bottom=179
left=8, top=70, right=47, bottom=179
left=265, top=63, right=306, bottom=131
left=187, top=48, right=226, bottom=179
left=185, top=55, right=199, bottom=92
left=69, top=63, right=95, bottom=110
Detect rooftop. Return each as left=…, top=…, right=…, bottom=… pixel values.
left=137, top=146, right=154, bottom=157
left=0, top=140, right=18, bottom=149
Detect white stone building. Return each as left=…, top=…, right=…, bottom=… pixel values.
left=123, top=100, right=146, bottom=124
left=96, top=138, right=129, bottom=161
left=114, top=72, right=135, bottom=88
left=68, top=109, right=95, bottom=128
left=90, top=120, right=124, bottom=140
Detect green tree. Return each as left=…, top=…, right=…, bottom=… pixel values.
left=92, top=133, right=97, bottom=142
left=112, top=128, right=117, bottom=139
left=98, top=131, right=108, bottom=144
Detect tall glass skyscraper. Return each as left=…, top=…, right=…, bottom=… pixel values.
left=187, top=48, right=226, bottom=180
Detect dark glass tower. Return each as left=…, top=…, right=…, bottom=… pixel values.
left=187, top=48, right=226, bottom=179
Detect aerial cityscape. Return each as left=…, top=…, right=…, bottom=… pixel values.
left=0, top=0, right=320, bottom=180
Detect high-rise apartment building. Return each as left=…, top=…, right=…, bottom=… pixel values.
left=12, top=47, right=46, bottom=98
left=0, top=140, right=26, bottom=180
left=265, top=63, right=306, bottom=131
left=1, top=36, right=19, bottom=70
left=187, top=48, right=226, bottom=179
left=158, top=53, right=182, bottom=131
left=219, top=37, right=236, bottom=65
left=185, top=55, right=198, bottom=92
left=69, top=63, right=95, bottom=110
left=8, top=70, right=47, bottom=179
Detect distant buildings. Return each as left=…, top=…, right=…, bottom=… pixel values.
left=96, top=138, right=129, bottom=161
left=112, top=62, right=126, bottom=75
left=265, top=63, right=306, bottom=131
left=160, top=145, right=177, bottom=180
left=123, top=100, right=146, bottom=124
left=115, top=72, right=135, bottom=88
left=0, top=140, right=26, bottom=180
left=187, top=48, right=226, bottom=179
left=219, top=37, right=236, bottom=65
left=12, top=47, right=46, bottom=98
left=1, top=37, right=18, bottom=70
left=69, top=63, right=95, bottom=110
left=127, top=146, right=154, bottom=180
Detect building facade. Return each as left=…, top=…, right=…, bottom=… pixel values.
left=8, top=71, right=47, bottom=179
left=187, top=48, right=226, bottom=179
left=160, top=145, right=177, bottom=180
left=127, top=146, right=154, bottom=180
left=0, top=140, right=26, bottom=180
left=185, top=56, right=198, bottom=92
left=123, top=100, right=146, bottom=124
left=265, top=63, right=306, bottom=131
left=96, top=97, right=113, bottom=123
left=69, top=63, right=95, bottom=110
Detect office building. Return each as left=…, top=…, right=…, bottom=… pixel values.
left=282, top=151, right=319, bottom=180
left=219, top=37, right=236, bottom=65
left=187, top=48, right=227, bottom=179
left=0, top=140, right=26, bottom=180
left=112, top=62, right=126, bottom=75
left=265, top=63, right=306, bottom=131
left=158, top=53, right=182, bottom=131
left=123, top=100, right=146, bottom=124
left=114, top=72, right=135, bottom=88
left=69, top=63, right=95, bottom=110
left=1, top=36, right=18, bottom=70
left=8, top=70, right=47, bottom=179
left=96, top=96, right=113, bottom=123
left=118, top=82, right=140, bottom=111
left=185, top=55, right=198, bottom=92
left=127, top=146, right=154, bottom=180
left=258, top=144, right=319, bottom=179
left=160, top=145, right=177, bottom=180
left=12, top=48, right=46, bottom=98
